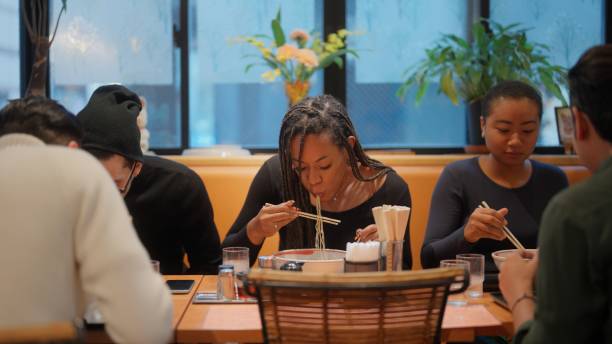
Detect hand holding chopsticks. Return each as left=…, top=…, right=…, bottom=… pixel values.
left=479, top=201, right=525, bottom=250
left=264, top=203, right=340, bottom=226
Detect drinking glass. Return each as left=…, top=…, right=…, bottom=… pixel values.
left=456, top=253, right=485, bottom=298
left=440, top=259, right=470, bottom=306
left=223, top=247, right=250, bottom=298
left=222, top=247, right=250, bottom=274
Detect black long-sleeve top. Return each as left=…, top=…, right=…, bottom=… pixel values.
left=421, top=157, right=568, bottom=275
left=125, top=156, right=222, bottom=275
left=222, top=155, right=413, bottom=269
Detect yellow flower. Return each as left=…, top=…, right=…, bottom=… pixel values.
left=260, top=47, right=272, bottom=59
left=247, top=37, right=265, bottom=48
left=261, top=68, right=280, bottom=82
left=276, top=44, right=299, bottom=62
left=327, top=33, right=341, bottom=44
left=324, top=42, right=338, bottom=53
left=295, top=48, right=319, bottom=68
left=337, top=29, right=349, bottom=38
left=289, top=29, right=310, bottom=42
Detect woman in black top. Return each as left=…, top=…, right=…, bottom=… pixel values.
left=223, top=95, right=412, bottom=268
left=421, top=81, right=568, bottom=280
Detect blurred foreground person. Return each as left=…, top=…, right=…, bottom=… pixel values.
left=500, top=44, right=612, bottom=343
left=0, top=97, right=172, bottom=343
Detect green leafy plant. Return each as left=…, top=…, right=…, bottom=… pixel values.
left=397, top=20, right=568, bottom=106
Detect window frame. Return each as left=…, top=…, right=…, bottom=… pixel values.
left=19, top=0, right=611, bottom=154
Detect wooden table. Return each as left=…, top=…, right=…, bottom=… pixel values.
left=176, top=276, right=513, bottom=343
left=85, top=275, right=203, bottom=344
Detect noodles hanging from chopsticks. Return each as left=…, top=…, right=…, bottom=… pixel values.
left=314, top=195, right=325, bottom=250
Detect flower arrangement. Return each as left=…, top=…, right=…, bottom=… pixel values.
left=239, top=10, right=358, bottom=105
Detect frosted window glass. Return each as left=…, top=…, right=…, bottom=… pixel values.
left=49, top=0, right=180, bottom=148
left=491, top=0, right=604, bottom=145
left=347, top=0, right=468, bottom=147
left=189, top=0, right=323, bottom=147
left=0, top=0, right=20, bottom=106
left=51, top=0, right=173, bottom=85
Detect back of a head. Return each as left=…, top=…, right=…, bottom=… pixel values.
left=569, top=44, right=612, bottom=143
left=0, top=96, right=82, bottom=145
left=77, top=84, right=144, bottom=162
left=481, top=80, right=543, bottom=119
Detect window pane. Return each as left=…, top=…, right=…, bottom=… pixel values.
left=0, top=0, right=20, bottom=106
left=347, top=0, right=468, bottom=147
left=189, top=0, right=323, bottom=148
left=50, top=0, right=180, bottom=148
left=491, top=0, right=604, bottom=145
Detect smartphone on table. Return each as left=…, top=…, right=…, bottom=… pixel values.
left=166, top=279, right=195, bottom=294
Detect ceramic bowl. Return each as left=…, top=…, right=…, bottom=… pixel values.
left=491, top=249, right=538, bottom=270
left=273, top=249, right=346, bottom=273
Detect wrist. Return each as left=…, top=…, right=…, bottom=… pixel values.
left=464, top=227, right=477, bottom=243
left=246, top=219, right=265, bottom=245
left=510, top=292, right=536, bottom=313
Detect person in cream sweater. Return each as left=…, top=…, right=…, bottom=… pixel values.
left=0, top=97, right=173, bottom=343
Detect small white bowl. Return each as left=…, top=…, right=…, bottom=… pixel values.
left=491, top=249, right=538, bottom=270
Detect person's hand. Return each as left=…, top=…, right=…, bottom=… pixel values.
left=464, top=207, right=509, bottom=243
left=499, top=250, right=538, bottom=308
left=246, top=201, right=298, bottom=245
left=355, top=224, right=378, bottom=242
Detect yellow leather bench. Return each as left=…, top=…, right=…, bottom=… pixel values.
left=170, top=154, right=590, bottom=269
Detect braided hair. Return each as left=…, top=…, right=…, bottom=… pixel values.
left=278, top=94, right=392, bottom=249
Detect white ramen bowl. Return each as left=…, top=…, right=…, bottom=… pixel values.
left=491, top=249, right=538, bottom=270
left=273, top=249, right=346, bottom=273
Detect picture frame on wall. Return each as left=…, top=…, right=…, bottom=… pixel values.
left=555, top=106, right=575, bottom=154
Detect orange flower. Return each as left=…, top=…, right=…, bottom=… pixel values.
left=289, top=29, right=310, bottom=42
left=276, top=44, right=299, bottom=62
left=295, top=48, right=319, bottom=68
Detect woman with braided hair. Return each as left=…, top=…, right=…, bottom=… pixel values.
left=222, top=95, right=412, bottom=268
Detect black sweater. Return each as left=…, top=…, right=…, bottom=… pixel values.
left=222, top=155, right=413, bottom=269
left=421, top=157, right=568, bottom=274
left=125, top=156, right=221, bottom=275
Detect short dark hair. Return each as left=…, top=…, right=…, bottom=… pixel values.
left=481, top=80, right=543, bottom=119
left=0, top=96, right=83, bottom=145
left=568, top=44, right=612, bottom=143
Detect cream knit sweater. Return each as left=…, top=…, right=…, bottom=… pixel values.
left=0, top=134, right=173, bottom=343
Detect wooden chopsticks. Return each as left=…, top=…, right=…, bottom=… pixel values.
left=298, top=211, right=341, bottom=225
left=264, top=203, right=341, bottom=226
left=479, top=201, right=525, bottom=250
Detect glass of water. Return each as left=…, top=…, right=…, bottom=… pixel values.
left=456, top=253, right=484, bottom=298
left=440, top=259, right=470, bottom=306
left=222, top=247, right=250, bottom=274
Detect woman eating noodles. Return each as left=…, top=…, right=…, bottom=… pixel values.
left=222, top=95, right=412, bottom=269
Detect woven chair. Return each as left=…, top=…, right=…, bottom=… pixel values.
left=0, top=321, right=82, bottom=344
left=244, top=268, right=469, bottom=344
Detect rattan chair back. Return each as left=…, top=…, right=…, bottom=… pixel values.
left=245, top=267, right=468, bottom=344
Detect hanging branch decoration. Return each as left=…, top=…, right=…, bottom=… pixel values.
left=21, top=0, right=67, bottom=96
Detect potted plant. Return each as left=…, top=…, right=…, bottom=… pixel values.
left=237, top=9, right=358, bottom=106
left=397, top=20, right=568, bottom=148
